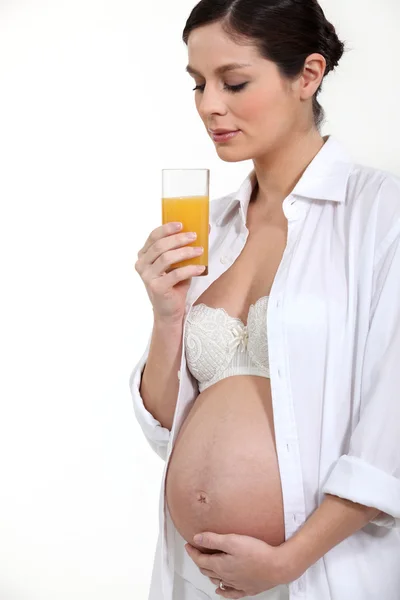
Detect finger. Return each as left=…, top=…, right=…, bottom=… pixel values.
left=208, top=578, right=245, bottom=599
left=140, top=222, right=181, bottom=255
left=199, top=567, right=220, bottom=578
left=215, top=586, right=246, bottom=599
left=185, top=544, right=223, bottom=571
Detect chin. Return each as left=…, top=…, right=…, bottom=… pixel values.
left=215, top=148, right=254, bottom=163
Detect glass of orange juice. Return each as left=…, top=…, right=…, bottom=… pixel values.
left=162, top=169, right=209, bottom=276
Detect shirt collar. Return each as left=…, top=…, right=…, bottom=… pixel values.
left=215, top=134, right=354, bottom=226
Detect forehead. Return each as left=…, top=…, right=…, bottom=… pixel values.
left=187, top=21, right=259, bottom=66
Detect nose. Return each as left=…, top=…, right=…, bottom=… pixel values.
left=197, top=85, right=227, bottom=121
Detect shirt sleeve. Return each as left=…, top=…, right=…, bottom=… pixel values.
left=322, top=220, right=400, bottom=528
left=129, top=330, right=171, bottom=461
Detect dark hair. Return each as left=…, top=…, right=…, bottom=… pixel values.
left=182, top=0, right=348, bottom=131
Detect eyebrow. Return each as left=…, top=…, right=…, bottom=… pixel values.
left=185, top=62, right=252, bottom=76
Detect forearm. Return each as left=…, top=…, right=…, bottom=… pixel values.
left=140, top=317, right=183, bottom=431
left=282, top=493, right=382, bottom=579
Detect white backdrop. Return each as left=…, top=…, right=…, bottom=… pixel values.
left=0, top=0, right=399, bottom=598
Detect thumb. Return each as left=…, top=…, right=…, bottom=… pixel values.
left=193, top=532, right=233, bottom=552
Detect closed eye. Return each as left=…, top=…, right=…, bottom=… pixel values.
left=193, top=82, right=248, bottom=94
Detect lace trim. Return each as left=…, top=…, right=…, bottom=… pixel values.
left=185, top=296, right=270, bottom=382
left=190, top=295, right=269, bottom=328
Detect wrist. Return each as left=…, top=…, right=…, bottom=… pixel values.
left=153, top=314, right=184, bottom=330
left=275, top=536, right=308, bottom=584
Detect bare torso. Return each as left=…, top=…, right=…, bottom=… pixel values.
left=165, top=196, right=289, bottom=553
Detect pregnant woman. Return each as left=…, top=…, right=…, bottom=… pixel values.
left=130, top=1, right=400, bottom=599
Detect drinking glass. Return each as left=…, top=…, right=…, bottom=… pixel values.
left=162, top=169, right=209, bottom=276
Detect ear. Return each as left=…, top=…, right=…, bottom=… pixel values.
left=299, top=53, right=326, bottom=100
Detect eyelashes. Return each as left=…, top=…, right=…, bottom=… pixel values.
left=192, top=82, right=248, bottom=94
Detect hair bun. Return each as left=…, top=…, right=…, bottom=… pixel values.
left=323, top=21, right=345, bottom=74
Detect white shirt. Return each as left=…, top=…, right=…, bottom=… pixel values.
left=129, top=134, right=400, bottom=600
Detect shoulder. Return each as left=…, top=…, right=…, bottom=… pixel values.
left=346, top=164, right=400, bottom=259
left=347, top=163, right=400, bottom=215
left=347, top=163, right=400, bottom=208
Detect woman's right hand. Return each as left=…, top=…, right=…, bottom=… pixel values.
left=135, top=222, right=209, bottom=325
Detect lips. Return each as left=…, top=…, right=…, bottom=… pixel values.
left=210, top=129, right=241, bottom=143
left=209, top=128, right=239, bottom=134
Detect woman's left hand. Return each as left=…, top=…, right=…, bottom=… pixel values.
left=185, top=531, right=300, bottom=598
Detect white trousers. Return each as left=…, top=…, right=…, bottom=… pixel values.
left=173, top=526, right=290, bottom=600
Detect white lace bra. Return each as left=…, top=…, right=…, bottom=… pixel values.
left=184, top=296, right=270, bottom=392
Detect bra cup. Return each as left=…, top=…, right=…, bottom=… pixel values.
left=185, top=297, right=269, bottom=383
left=185, top=307, right=241, bottom=381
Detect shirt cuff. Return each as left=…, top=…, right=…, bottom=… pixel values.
left=322, top=454, right=400, bottom=528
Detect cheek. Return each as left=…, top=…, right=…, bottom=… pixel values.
left=240, top=88, right=288, bottom=121
left=239, top=95, right=265, bottom=117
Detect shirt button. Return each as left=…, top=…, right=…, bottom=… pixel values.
left=177, top=370, right=181, bottom=380
left=220, top=256, right=229, bottom=264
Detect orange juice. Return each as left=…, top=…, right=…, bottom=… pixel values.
left=162, top=195, right=209, bottom=276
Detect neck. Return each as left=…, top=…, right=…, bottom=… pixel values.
left=250, top=130, right=327, bottom=217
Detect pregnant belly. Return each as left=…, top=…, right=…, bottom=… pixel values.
left=165, top=375, right=285, bottom=554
